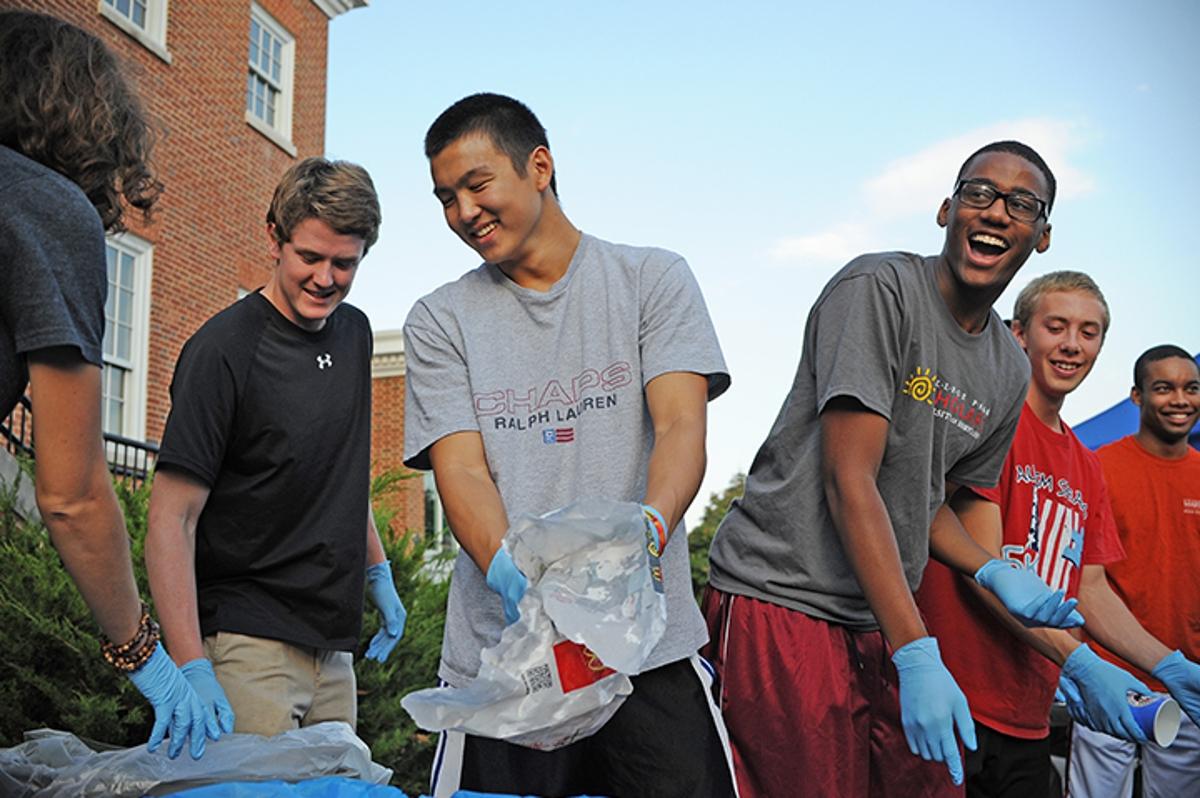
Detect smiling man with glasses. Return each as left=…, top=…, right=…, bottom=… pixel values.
left=705, top=141, right=1074, bottom=798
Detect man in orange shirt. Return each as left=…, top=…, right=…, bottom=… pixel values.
left=1068, top=345, right=1200, bottom=798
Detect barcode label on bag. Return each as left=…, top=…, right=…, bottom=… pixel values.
left=522, top=663, right=554, bottom=694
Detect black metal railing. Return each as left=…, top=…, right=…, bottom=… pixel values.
left=2, top=395, right=159, bottom=488
left=104, top=431, right=158, bottom=488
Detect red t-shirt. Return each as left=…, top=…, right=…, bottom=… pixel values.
left=916, top=405, right=1126, bottom=738
left=1087, top=436, right=1200, bottom=691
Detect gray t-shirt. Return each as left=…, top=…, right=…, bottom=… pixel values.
left=708, top=252, right=1029, bottom=630
left=0, top=145, right=107, bottom=417
left=404, top=233, right=730, bottom=685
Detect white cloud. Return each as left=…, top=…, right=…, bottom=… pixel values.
left=768, top=222, right=873, bottom=266
left=769, top=117, right=1095, bottom=265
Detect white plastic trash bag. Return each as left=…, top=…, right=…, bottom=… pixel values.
left=402, top=499, right=667, bottom=750
left=0, top=722, right=391, bottom=797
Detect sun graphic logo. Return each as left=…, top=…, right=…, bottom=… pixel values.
left=902, top=367, right=937, bottom=405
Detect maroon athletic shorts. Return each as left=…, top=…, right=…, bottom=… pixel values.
left=701, top=586, right=960, bottom=798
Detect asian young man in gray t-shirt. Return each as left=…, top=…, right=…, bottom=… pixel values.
left=705, top=141, right=1086, bottom=798
left=403, top=93, right=736, bottom=798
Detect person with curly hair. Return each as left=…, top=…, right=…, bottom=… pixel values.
left=0, top=10, right=224, bottom=759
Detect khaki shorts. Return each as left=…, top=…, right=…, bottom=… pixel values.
left=203, top=631, right=356, bottom=737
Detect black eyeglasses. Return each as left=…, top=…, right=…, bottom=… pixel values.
left=954, top=179, right=1048, bottom=223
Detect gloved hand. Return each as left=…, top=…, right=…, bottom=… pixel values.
left=1153, top=650, right=1200, bottom=727
left=127, top=642, right=221, bottom=759
left=486, top=545, right=528, bottom=625
left=891, top=636, right=976, bottom=786
left=365, top=560, right=408, bottom=662
left=641, top=504, right=668, bottom=594
left=180, top=658, right=236, bottom=734
left=1059, top=643, right=1149, bottom=742
left=974, top=559, right=1085, bottom=628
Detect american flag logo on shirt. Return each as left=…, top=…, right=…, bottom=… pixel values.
left=1020, top=481, right=1084, bottom=592
left=542, top=428, right=575, bottom=444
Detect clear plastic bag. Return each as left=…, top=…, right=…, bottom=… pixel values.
left=401, top=499, right=667, bottom=750
left=0, top=721, right=391, bottom=797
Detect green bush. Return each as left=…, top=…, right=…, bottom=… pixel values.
left=0, top=468, right=449, bottom=794
left=357, top=476, right=449, bottom=796
left=0, top=477, right=150, bottom=747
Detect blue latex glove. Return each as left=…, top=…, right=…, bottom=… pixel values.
left=891, top=636, right=976, bottom=786
left=974, top=559, right=1085, bottom=628
left=641, top=504, right=668, bottom=594
left=127, top=642, right=220, bottom=759
left=180, top=657, right=236, bottom=734
left=486, top=545, right=528, bottom=625
left=1060, top=643, right=1149, bottom=742
left=1153, top=650, right=1200, bottom=727
left=365, top=560, right=408, bottom=662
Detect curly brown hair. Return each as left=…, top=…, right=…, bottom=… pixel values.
left=0, top=10, right=162, bottom=232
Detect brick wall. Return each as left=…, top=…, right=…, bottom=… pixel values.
left=371, top=333, right=426, bottom=537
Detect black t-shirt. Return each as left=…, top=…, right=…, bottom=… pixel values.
left=0, top=145, right=107, bottom=416
left=157, top=292, right=373, bottom=650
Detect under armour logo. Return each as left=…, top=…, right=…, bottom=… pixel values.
left=316, top=353, right=333, bottom=370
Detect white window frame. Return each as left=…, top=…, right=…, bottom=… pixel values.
left=98, top=0, right=171, bottom=63
left=102, top=233, right=153, bottom=441
left=245, top=3, right=297, bottom=155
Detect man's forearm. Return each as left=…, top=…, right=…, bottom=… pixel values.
left=643, top=412, right=705, bottom=534
left=928, top=502, right=993, bottom=577
left=1078, top=567, right=1171, bottom=673
left=643, top=372, right=708, bottom=532
left=826, top=471, right=927, bottom=649
left=145, top=492, right=205, bottom=664
left=366, top=507, right=387, bottom=567
left=435, top=463, right=511, bottom=573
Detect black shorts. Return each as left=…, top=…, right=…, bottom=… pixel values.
left=965, top=723, right=1052, bottom=798
left=430, top=655, right=737, bottom=798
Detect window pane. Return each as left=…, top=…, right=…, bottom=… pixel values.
left=133, top=0, right=146, bottom=27
left=119, top=288, right=134, bottom=325
left=116, top=0, right=131, bottom=16
left=246, top=73, right=255, bottom=113
left=120, top=251, right=134, bottom=289
left=103, top=325, right=114, bottom=359
left=117, top=323, right=131, bottom=360
left=106, top=245, right=117, bottom=283
left=104, top=365, right=125, bottom=435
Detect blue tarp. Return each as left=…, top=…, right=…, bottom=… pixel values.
left=1072, top=354, right=1200, bottom=451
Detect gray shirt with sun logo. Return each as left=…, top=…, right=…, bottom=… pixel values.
left=707, top=251, right=1029, bottom=630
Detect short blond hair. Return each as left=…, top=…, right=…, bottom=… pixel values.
left=1013, top=271, right=1110, bottom=334
left=266, top=157, right=381, bottom=253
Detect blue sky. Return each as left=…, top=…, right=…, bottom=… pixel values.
left=326, top=1, right=1200, bottom=524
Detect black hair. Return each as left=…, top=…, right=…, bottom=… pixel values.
left=425, top=93, right=557, bottom=197
left=956, top=140, right=1056, bottom=215
left=1133, top=344, right=1196, bottom=391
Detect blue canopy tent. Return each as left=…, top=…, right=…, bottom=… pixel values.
left=1073, top=353, right=1200, bottom=451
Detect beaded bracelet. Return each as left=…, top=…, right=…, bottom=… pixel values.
left=100, top=602, right=161, bottom=673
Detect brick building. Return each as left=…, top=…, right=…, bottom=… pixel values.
left=1, top=0, right=426, bottom=534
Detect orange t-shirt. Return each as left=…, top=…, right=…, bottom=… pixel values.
left=1087, top=435, right=1200, bottom=690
